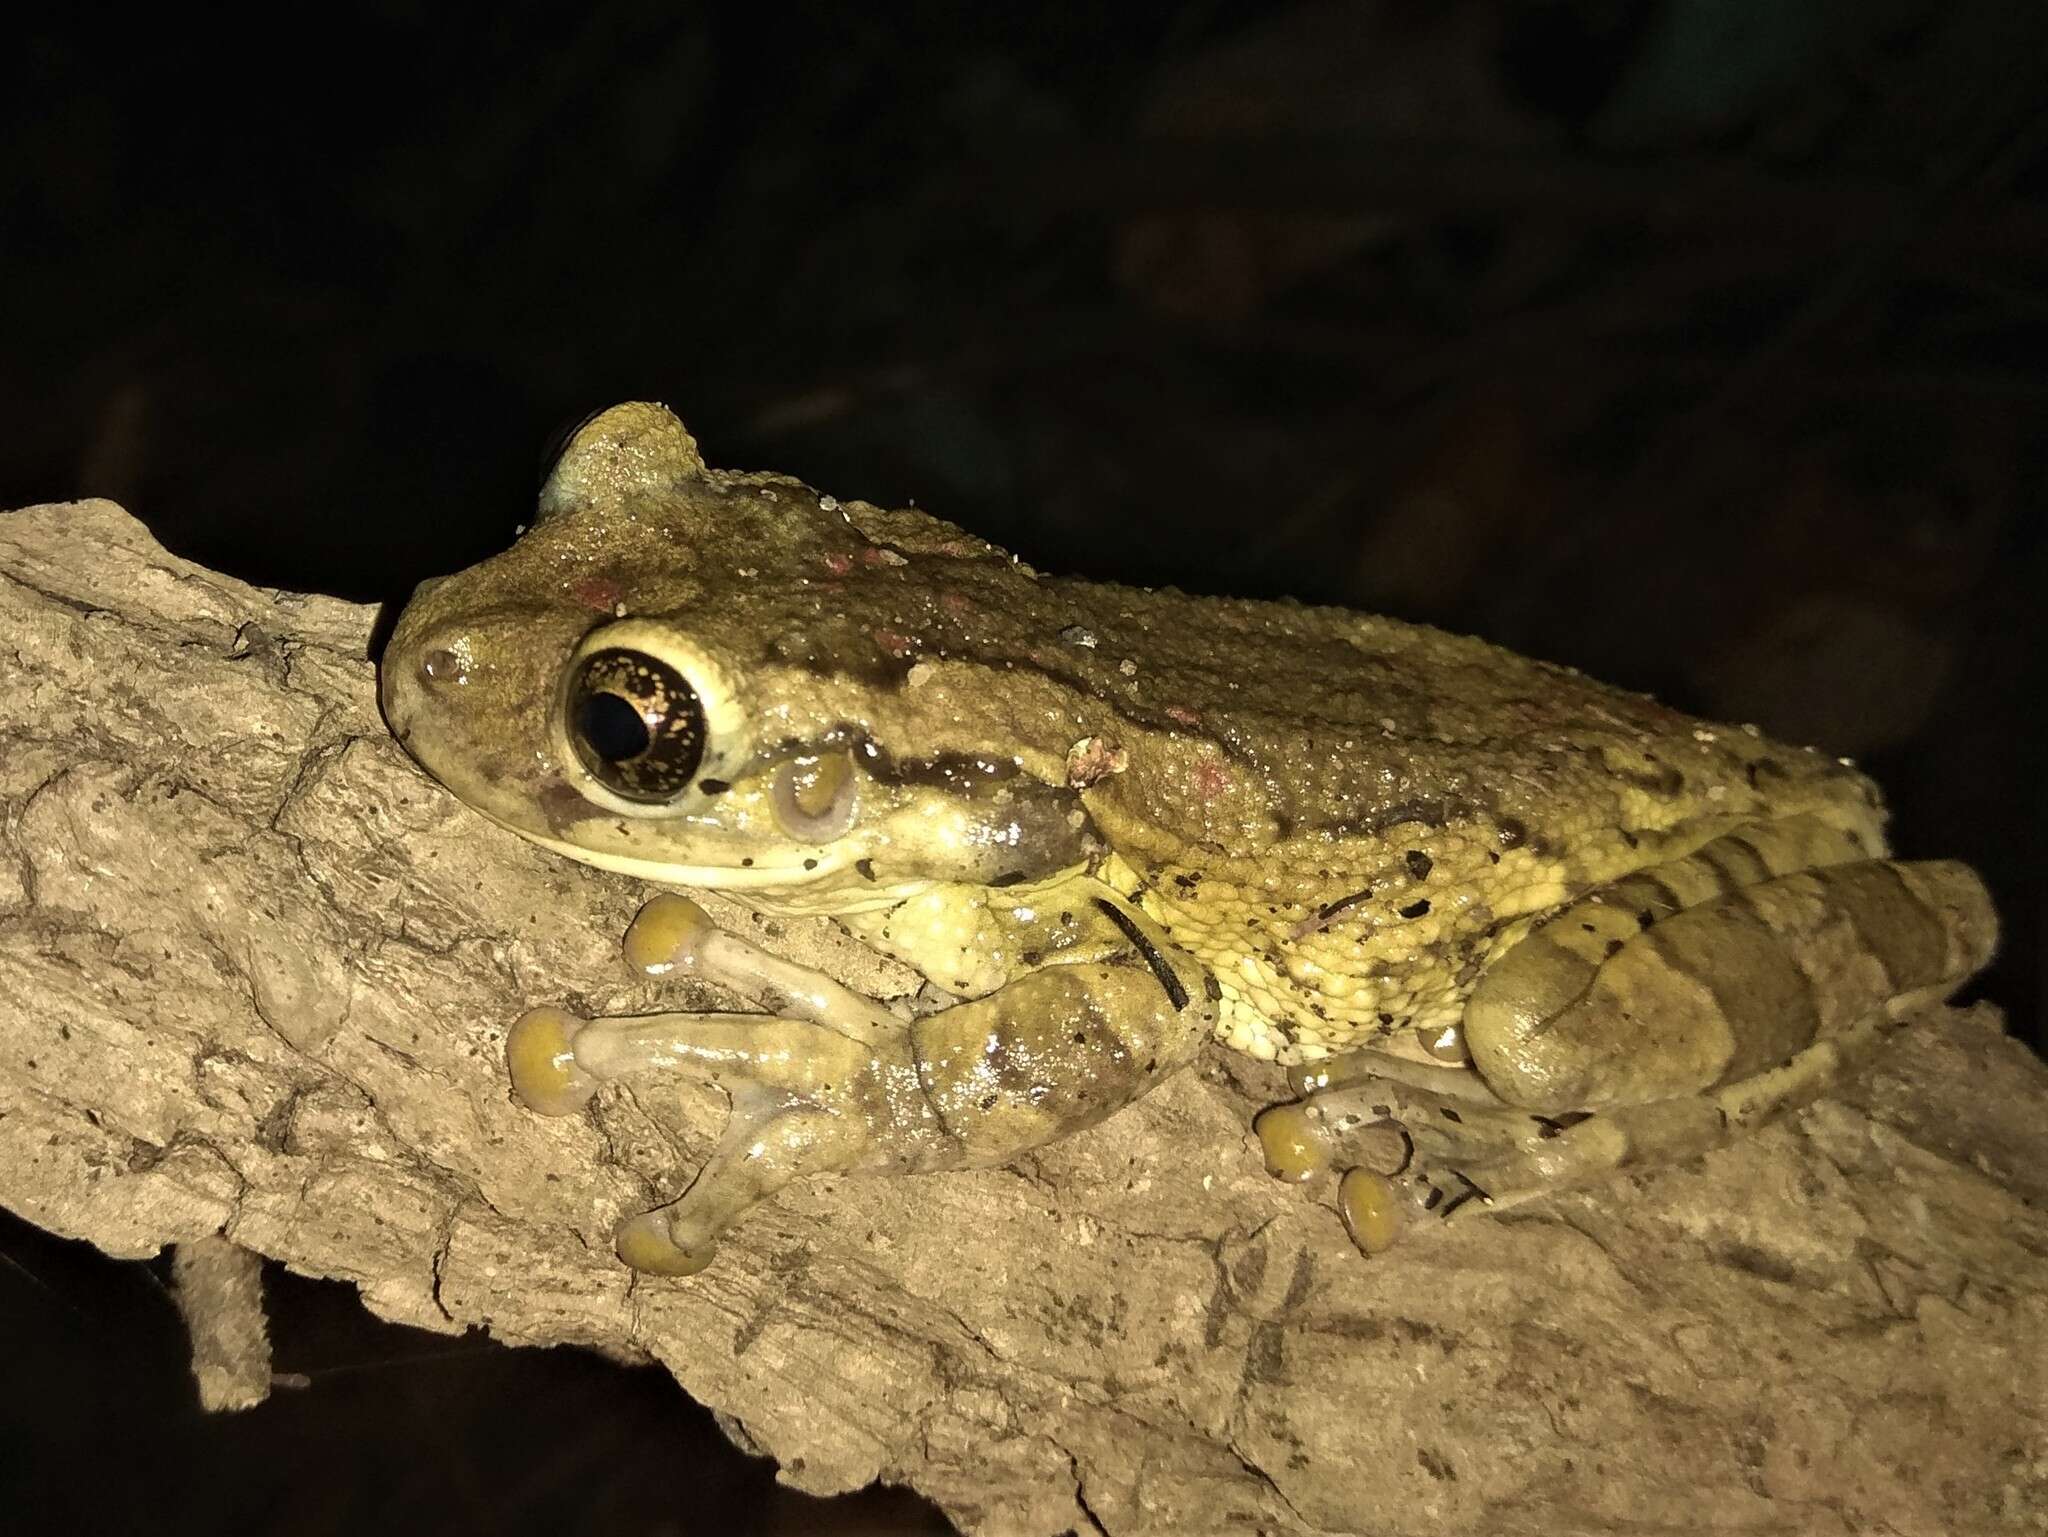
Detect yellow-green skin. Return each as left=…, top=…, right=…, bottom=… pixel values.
left=381, top=403, right=1996, bottom=1273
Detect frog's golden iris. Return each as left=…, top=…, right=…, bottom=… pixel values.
left=563, top=647, right=706, bottom=802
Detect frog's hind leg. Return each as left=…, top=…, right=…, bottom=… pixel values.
left=1463, top=844, right=1994, bottom=1115
left=1260, top=826, right=1995, bottom=1255
left=1381, top=1006, right=1892, bottom=1243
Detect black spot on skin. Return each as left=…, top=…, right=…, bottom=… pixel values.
left=803, top=857, right=818, bottom=870
left=1496, top=818, right=1527, bottom=849
left=1619, top=828, right=1640, bottom=848
left=1073, top=1032, right=1088, bottom=1045
left=1378, top=1012, right=1395, bottom=1025
left=1399, top=898, right=1431, bottom=919
left=740, top=857, right=754, bottom=867
left=1022, top=950, right=1042, bottom=966
left=1437, top=1174, right=1488, bottom=1217
left=1604, top=938, right=1623, bottom=957
left=1308, top=887, right=1375, bottom=930
left=1637, top=909, right=1655, bottom=929
left=1423, top=1186, right=1444, bottom=1212
left=855, top=857, right=876, bottom=881
left=1440, top=1107, right=1462, bottom=1124
left=697, top=779, right=732, bottom=796
left=1203, top=973, right=1223, bottom=1002
left=1405, top=850, right=1433, bottom=881
left=1487, top=851, right=1500, bottom=864
left=979, top=1094, right=998, bottom=1111
left=1629, top=756, right=1686, bottom=796
left=1092, top=897, right=1189, bottom=1012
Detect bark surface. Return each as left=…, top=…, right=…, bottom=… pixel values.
left=3, top=500, right=2043, bottom=1535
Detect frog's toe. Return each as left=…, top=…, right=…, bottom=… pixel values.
left=1257, top=1080, right=1520, bottom=1257
left=1254, top=1101, right=1334, bottom=1182
left=615, top=1102, right=871, bottom=1277
left=1337, top=1167, right=1405, bottom=1255
left=621, top=892, right=718, bottom=975
left=506, top=1006, right=600, bottom=1116
left=614, top=1211, right=716, bottom=1276
left=1255, top=1085, right=1415, bottom=1187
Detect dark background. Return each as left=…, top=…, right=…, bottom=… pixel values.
left=5, top=3, right=2043, bottom=1533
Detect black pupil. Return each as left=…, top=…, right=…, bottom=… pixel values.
left=578, top=691, right=649, bottom=763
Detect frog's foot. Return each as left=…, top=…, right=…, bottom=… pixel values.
left=507, top=996, right=905, bottom=1274
left=507, top=895, right=924, bottom=1274
left=1256, top=1033, right=1843, bottom=1255
left=1260, top=844, right=1995, bottom=1258
left=1331, top=1010, right=1907, bottom=1253
left=1256, top=1071, right=1560, bottom=1255
left=510, top=892, right=1219, bottom=1275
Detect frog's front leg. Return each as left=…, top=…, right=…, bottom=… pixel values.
left=507, top=890, right=1218, bottom=1275
left=1260, top=819, right=1997, bottom=1255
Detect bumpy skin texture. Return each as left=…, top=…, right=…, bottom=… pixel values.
left=380, top=403, right=1996, bottom=1272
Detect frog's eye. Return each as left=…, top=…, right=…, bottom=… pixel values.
left=564, top=647, right=707, bottom=803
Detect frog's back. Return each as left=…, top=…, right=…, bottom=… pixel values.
left=1039, top=579, right=1887, bottom=1063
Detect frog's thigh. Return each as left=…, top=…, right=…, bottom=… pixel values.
left=1465, top=847, right=1996, bottom=1114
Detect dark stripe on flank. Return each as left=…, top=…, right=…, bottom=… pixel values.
left=1611, top=872, right=1685, bottom=922
left=1093, top=897, right=1191, bottom=1013
left=1643, top=897, right=1821, bottom=1078
left=1834, top=862, right=1949, bottom=991
left=1699, top=833, right=1772, bottom=888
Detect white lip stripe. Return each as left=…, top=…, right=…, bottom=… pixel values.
left=473, top=808, right=927, bottom=914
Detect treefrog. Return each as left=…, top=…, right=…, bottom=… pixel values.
left=380, top=403, right=1996, bottom=1275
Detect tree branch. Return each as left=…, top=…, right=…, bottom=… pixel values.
left=3, top=500, right=2043, bottom=1535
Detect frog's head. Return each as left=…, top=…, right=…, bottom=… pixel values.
left=380, top=403, right=1099, bottom=907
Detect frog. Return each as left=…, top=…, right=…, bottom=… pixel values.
left=379, top=402, right=1997, bottom=1276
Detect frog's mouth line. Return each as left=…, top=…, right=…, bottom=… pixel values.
left=473, top=806, right=919, bottom=911
left=508, top=819, right=836, bottom=889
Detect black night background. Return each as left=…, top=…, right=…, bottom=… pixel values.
left=4, top=4, right=2044, bottom=1533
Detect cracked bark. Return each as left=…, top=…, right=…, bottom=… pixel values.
left=3, top=500, right=2046, bottom=1536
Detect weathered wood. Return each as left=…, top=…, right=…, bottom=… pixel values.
left=3, top=500, right=2043, bottom=1535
